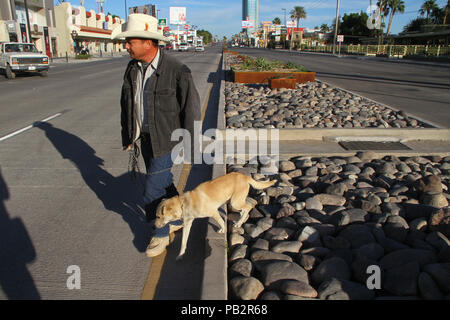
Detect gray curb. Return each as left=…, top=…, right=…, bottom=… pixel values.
left=216, top=128, right=450, bottom=142
left=200, top=52, right=228, bottom=300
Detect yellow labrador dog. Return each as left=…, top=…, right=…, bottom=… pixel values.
left=155, top=172, right=276, bottom=260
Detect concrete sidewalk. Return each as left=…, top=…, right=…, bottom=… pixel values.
left=49, top=53, right=129, bottom=65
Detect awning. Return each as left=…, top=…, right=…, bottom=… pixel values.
left=75, top=26, right=113, bottom=40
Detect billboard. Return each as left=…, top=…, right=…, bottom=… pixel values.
left=242, top=20, right=253, bottom=28
left=129, top=4, right=157, bottom=17
left=170, top=7, right=186, bottom=25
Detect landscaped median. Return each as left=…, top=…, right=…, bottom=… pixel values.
left=216, top=50, right=450, bottom=300
left=227, top=154, right=450, bottom=300
left=227, top=53, right=315, bottom=86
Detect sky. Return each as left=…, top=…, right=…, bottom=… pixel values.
left=55, top=0, right=449, bottom=38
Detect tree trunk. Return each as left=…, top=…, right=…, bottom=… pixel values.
left=444, top=4, right=449, bottom=24
left=386, top=10, right=395, bottom=37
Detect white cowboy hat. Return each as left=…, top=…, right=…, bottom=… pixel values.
left=114, top=14, right=168, bottom=42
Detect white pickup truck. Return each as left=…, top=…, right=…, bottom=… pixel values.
left=0, top=42, right=49, bottom=79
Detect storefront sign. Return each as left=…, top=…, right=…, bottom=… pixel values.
left=44, top=26, right=51, bottom=57
left=7, top=21, right=16, bottom=33
left=20, top=23, right=28, bottom=43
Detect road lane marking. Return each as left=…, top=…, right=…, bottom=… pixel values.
left=78, top=67, right=124, bottom=79
left=0, top=113, right=62, bottom=142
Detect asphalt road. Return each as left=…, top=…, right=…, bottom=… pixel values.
left=0, top=47, right=222, bottom=299
left=233, top=48, right=450, bottom=128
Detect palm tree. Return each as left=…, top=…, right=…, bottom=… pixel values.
left=320, top=24, right=330, bottom=33
left=385, top=0, right=405, bottom=36
left=272, top=17, right=281, bottom=25
left=290, top=6, right=306, bottom=29
left=419, top=0, right=438, bottom=20
left=377, top=0, right=390, bottom=27
left=376, top=0, right=389, bottom=44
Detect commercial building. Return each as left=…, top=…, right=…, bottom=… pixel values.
left=242, top=0, right=259, bottom=35
left=54, top=1, right=125, bottom=57
left=0, top=0, right=58, bottom=56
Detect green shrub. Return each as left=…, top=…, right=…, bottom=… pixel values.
left=232, top=54, right=308, bottom=72
left=75, top=54, right=92, bottom=59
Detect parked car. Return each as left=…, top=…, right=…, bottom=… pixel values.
left=165, top=43, right=173, bottom=50
left=195, top=45, right=204, bottom=52
left=0, top=42, right=49, bottom=79
left=178, top=42, right=189, bottom=52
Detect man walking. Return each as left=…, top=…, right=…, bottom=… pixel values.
left=115, top=14, right=201, bottom=257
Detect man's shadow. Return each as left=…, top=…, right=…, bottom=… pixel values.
left=0, top=167, right=41, bottom=299
left=34, top=122, right=151, bottom=252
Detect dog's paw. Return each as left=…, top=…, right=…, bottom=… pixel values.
left=176, top=254, right=184, bottom=261
left=233, top=222, right=242, bottom=229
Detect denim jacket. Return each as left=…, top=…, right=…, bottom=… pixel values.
left=120, top=49, right=201, bottom=158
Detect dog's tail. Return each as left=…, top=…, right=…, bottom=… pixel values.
left=247, top=176, right=276, bottom=190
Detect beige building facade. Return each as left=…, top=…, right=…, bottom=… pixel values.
left=0, top=0, right=58, bottom=56
left=55, top=1, right=125, bottom=57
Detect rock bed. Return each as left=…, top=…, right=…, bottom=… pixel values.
left=226, top=152, right=450, bottom=300
left=224, top=81, right=430, bottom=129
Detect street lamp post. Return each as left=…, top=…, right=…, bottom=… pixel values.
left=332, top=0, right=340, bottom=55
left=23, top=0, right=32, bottom=43
left=282, top=8, right=286, bottom=49
left=124, top=0, right=127, bottom=21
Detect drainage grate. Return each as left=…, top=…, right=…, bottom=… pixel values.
left=339, top=141, right=412, bottom=151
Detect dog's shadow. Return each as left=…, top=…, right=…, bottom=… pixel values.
left=34, top=122, right=151, bottom=252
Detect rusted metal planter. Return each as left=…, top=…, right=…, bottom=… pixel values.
left=233, top=71, right=316, bottom=84
left=224, top=50, right=239, bottom=55
left=269, top=78, right=297, bottom=89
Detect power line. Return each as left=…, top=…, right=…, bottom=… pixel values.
left=305, top=0, right=329, bottom=11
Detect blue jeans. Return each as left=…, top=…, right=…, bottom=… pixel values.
left=140, top=134, right=182, bottom=238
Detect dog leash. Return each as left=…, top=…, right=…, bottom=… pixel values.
left=128, top=141, right=147, bottom=195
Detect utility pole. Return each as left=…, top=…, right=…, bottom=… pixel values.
left=124, top=0, right=127, bottom=21
left=332, top=0, right=340, bottom=55
left=23, top=0, right=32, bottom=43
left=282, top=8, right=286, bottom=49
left=8, top=0, right=15, bottom=20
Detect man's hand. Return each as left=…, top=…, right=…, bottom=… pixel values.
left=123, top=144, right=133, bottom=151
